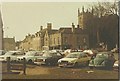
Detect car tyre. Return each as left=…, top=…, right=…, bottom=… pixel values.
left=89, top=66, right=94, bottom=69
left=28, top=59, right=33, bottom=64
left=74, top=62, right=79, bottom=68
left=85, top=61, right=89, bottom=66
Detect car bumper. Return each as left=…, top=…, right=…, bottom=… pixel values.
left=34, top=61, right=46, bottom=65
left=58, top=63, right=75, bottom=67
left=89, top=64, right=105, bottom=67
left=0, top=59, right=6, bottom=62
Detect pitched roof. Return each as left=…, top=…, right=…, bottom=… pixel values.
left=48, top=30, right=58, bottom=35
left=57, top=27, right=86, bottom=34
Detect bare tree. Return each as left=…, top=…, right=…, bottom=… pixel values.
left=89, top=1, right=118, bottom=17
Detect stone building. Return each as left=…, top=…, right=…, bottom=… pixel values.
left=19, top=23, right=55, bottom=51
left=19, top=34, right=34, bottom=51
left=3, top=37, right=16, bottom=51
left=19, top=22, right=89, bottom=51
left=78, top=7, right=100, bottom=48
left=78, top=6, right=119, bottom=49
left=49, top=23, right=89, bottom=50
left=43, top=23, right=58, bottom=50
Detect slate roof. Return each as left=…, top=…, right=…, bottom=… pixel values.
left=57, top=27, right=86, bottom=34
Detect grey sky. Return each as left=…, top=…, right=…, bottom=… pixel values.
left=2, top=2, right=96, bottom=41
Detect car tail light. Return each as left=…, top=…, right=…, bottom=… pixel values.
left=35, top=59, right=43, bottom=62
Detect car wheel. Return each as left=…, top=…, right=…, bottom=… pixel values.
left=89, top=66, right=94, bottom=69
left=74, top=62, right=79, bottom=68
left=28, top=59, right=33, bottom=64
left=46, top=62, right=51, bottom=66
left=59, top=66, right=63, bottom=68
left=85, top=61, right=89, bottom=66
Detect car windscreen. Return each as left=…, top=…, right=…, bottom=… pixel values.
left=5, top=52, right=14, bottom=55
left=25, top=51, right=36, bottom=56
left=34, top=52, right=43, bottom=56
left=96, top=53, right=108, bottom=58
left=42, top=52, right=59, bottom=57
left=66, top=53, right=80, bottom=58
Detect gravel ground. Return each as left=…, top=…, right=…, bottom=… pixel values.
left=2, top=53, right=119, bottom=79
left=2, top=63, right=118, bottom=79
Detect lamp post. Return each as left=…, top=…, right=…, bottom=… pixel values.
left=0, top=10, right=3, bottom=50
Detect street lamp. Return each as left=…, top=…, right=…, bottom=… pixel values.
left=0, top=10, right=3, bottom=50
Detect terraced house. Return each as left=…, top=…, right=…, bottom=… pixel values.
left=49, top=23, right=89, bottom=50
left=19, top=22, right=89, bottom=51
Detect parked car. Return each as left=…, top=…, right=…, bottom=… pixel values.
left=0, top=51, right=24, bottom=62
left=111, top=48, right=118, bottom=53
left=58, top=52, right=90, bottom=68
left=34, top=51, right=64, bottom=66
left=83, top=49, right=98, bottom=56
left=89, top=52, right=115, bottom=70
left=0, top=50, right=6, bottom=55
left=17, top=51, right=43, bottom=63
left=113, top=60, right=119, bottom=70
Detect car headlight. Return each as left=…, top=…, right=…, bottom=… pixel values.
left=69, top=60, right=76, bottom=63
left=0, top=57, right=4, bottom=59
left=101, top=61, right=105, bottom=65
left=58, top=60, right=61, bottom=63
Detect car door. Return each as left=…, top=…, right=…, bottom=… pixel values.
left=11, top=52, right=18, bottom=61
left=77, top=54, right=88, bottom=65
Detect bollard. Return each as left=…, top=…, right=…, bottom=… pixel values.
left=23, top=58, right=26, bottom=75
left=7, top=57, right=11, bottom=73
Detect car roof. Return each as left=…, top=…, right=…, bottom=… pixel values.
left=70, top=52, right=86, bottom=54
left=98, top=51, right=112, bottom=54
left=8, top=51, right=21, bottom=53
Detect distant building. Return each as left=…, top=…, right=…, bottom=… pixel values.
left=78, top=7, right=100, bottom=48
left=78, top=6, right=119, bottom=50
left=3, top=37, right=16, bottom=51
left=49, top=23, right=89, bottom=50
left=43, top=23, right=58, bottom=50
left=19, top=23, right=89, bottom=51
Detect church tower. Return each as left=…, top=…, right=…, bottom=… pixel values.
left=78, top=6, right=94, bottom=30
left=78, top=6, right=85, bottom=29
left=0, top=9, right=3, bottom=50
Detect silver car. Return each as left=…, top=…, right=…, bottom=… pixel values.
left=0, top=51, right=24, bottom=62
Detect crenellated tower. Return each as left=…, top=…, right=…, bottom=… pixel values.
left=78, top=6, right=94, bottom=30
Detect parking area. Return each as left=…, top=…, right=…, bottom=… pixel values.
left=1, top=52, right=119, bottom=79
left=2, top=62, right=118, bottom=79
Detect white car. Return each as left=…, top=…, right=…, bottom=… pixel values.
left=58, top=52, right=90, bottom=67
left=113, top=60, right=119, bottom=70
left=17, top=51, right=43, bottom=63
left=83, top=50, right=98, bottom=56
left=0, top=51, right=24, bottom=62
left=34, top=51, right=64, bottom=66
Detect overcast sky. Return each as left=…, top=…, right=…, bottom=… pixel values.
left=1, top=2, right=98, bottom=41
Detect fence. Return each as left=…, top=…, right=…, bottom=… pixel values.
left=6, top=57, right=26, bottom=75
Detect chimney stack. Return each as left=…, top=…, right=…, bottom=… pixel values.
left=72, top=23, right=75, bottom=32
left=40, top=26, right=43, bottom=31
left=47, top=23, right=52, bottom=30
